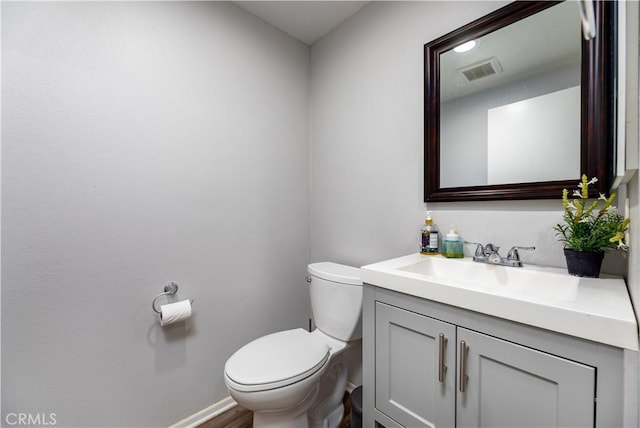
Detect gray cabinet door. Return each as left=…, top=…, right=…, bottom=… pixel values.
left=456, top=328, right=595, bottom=428
left=375, top=302, right=456, bottom=427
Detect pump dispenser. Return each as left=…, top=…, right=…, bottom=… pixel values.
left=420, top=211, right=439, bottom=255
left=443, top=225, right=464, bottom=258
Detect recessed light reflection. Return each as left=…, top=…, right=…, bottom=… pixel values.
left=454, top=40, right=476, bottom=53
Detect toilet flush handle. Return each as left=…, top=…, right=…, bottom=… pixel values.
left=306, top=275, right=312, bottom=284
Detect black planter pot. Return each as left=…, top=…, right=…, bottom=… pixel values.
left=563, top=248, right=605, bottom=278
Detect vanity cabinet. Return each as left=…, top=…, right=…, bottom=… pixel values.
left=364, top=285, right=625, bottom=428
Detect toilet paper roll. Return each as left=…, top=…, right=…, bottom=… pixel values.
left=160, top=300, right=192, bottom=326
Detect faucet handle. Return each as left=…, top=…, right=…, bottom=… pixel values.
left=484, top=243, right=500, bottom=254
left=506, top=246, right=535, bottom=261
left=464, top=241, right=486, bottom=259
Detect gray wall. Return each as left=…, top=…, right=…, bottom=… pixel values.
left=1, top=2, right=311, bottom=426
left=310, top=0, right=628, bottom=273
left=628, top=172, right=640, bottom=426
left=310, top=0, right=577, bottom=269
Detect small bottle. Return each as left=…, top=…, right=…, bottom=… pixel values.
left=420, top=211, right=439, bottom=255
left=420, top=219, right=430, bottom=254
left=444, top=226, right=464, bottom=258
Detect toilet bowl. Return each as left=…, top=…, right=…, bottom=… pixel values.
left=224, top=262, right=362, bottom=428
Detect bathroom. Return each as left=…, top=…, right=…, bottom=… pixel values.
left=2, top=0, right=639, bottom=427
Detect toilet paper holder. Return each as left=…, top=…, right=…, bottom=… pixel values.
left=152, top=282, right=193, bottom=313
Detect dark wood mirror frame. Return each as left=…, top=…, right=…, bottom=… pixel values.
left=424, top=1, right=616, bottom=202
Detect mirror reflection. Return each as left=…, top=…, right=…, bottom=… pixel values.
left=439, top=1, right=581, bottom=188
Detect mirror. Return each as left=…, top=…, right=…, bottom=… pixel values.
left=424, top=1, right=615, bottom=202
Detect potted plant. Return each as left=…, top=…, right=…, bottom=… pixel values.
left=554, top=175, right=630, bottom=277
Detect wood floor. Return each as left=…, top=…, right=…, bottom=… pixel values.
left=198, top=392, right=352, bottom=428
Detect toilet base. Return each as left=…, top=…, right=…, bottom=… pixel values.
left=308, top=346, right=349, bottom=428
left=309, top=403, right=343, bottom=428
left=253, top=411, right=309, bottom=428
left=251, top=382, right=318, bottom=428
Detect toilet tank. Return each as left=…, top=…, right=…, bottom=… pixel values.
left=307, top=262, right=362, bottom=342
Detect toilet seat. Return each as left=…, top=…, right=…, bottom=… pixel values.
left=225, top=328, right=330, bottom=393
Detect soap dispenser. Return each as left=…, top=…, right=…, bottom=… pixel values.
left=420, top=211, right=439, bottom=255
left=444, top=225, right=464, bottom=258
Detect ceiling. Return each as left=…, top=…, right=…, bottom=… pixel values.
left=234, top=1, right=369, bottom=45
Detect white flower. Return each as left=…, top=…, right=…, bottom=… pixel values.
left=599, top=193, right=607, bottom=201
left=578, top=177, right=599, bottom=189
left=572, top=190, right=582, bottom=198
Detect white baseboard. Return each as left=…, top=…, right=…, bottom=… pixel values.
left=168, top=396, right=237, bottom=428
left=170, top=383, right=360, bottom=428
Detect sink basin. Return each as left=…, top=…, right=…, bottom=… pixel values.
left=361, top=253, right=638, bottom=350
left=398, top=256, right=579, bottom=302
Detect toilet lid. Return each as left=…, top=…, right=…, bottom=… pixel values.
left=308, top=262, right=361, bottom=285
left=225, top=329, right=329, bottom=392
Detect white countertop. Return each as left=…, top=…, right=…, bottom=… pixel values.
left=361, top=253, right=639, bottom=351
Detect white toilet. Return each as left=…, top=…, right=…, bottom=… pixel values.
left=224, top=262, right=362, bottom=428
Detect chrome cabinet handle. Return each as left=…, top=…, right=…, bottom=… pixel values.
left=459, top=340, right=468, bottom=393
left=438, top=333, right=448, bottom=383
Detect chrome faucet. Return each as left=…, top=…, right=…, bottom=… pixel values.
left=464, top=241, right=535, bottom=267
